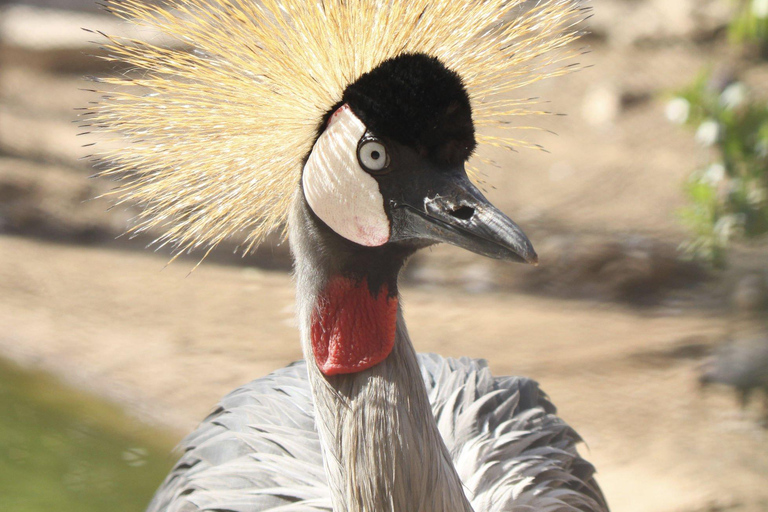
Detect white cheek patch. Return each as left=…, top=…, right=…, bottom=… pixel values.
left=302, top=105, right=390, bottom=247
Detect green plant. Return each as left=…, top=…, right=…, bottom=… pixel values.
left=668, top=70, right=768, bottom=267
left=0, top=360, right=174, bottom=512
left=729, top=0, right=768, bottom=46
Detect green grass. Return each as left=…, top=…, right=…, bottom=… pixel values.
left=0, top=359, right=177, bottom=512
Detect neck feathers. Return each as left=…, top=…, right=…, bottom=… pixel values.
left=289, top=190, right=474, bottom=512
left=310, top=318, right=473, bottom=512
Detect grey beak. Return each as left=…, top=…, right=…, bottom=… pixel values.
left=390, top=171, right=538, bottom=264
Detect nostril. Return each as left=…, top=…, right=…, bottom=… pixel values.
left=449, top=205, right=475, bottom=221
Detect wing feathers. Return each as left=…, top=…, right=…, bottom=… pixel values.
left=147, top=355, right=606, bottom=512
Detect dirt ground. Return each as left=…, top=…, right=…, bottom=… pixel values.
left=1, top=235, right=766, bottom=512
left=2, top=3, right=768, bottom=512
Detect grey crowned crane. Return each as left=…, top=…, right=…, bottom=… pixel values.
left=88, top=0, right=608, bottom=510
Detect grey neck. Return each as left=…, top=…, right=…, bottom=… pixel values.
left=288, top=189, right=474, bottom=512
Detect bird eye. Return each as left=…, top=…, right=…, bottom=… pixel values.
left=357, top=137, right=390, bottom=174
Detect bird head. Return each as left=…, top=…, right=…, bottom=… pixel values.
left=302, top=53, right=537, bottom=264
left=89, top=0, right=586, bottom=377
left=89, top=0, right=585, bottom=263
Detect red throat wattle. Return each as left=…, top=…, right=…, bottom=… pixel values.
left=311, top=276, right=398, bottom=376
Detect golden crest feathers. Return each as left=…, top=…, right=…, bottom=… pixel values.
left=88, top=0, right=586, bottom=257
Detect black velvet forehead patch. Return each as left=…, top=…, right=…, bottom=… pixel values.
left=340, top=53, right=476, bottom=165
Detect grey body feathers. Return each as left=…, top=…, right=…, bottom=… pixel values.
left=146, top=354, right=607, bottom=512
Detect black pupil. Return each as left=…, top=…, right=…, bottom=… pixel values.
left=370, top=150, right=380, bottom=160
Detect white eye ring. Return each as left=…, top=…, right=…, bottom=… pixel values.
left=357, top=137, right=390, bottom=174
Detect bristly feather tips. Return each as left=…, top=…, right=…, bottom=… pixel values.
left=88, top=0, right=586, bottom=259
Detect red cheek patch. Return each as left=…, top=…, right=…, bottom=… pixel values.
left=311, top=276, right=398, bottom=376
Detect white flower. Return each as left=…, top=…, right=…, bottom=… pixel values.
left=753, top=0, right=768, bottom=19
left=747, top=183, right=767, bottom=205
left=719, top=82, right=748, bottom=110
left=665, top=97, right=690, bottom=124
left=701, top=162, right=726, bottom=185
left=695, top=119, right=720, bottom=147
left=714, top=214, right=745, bottom=243
left=756, top=139, right=768, bottom=158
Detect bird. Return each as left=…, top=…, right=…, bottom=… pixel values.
left=85, top=0, right=609, bottom=510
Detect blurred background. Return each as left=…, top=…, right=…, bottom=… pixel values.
left=1, top=0, right=768, bottom=510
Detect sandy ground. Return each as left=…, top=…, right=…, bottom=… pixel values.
left=1, top=235, right=767, bottom=512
